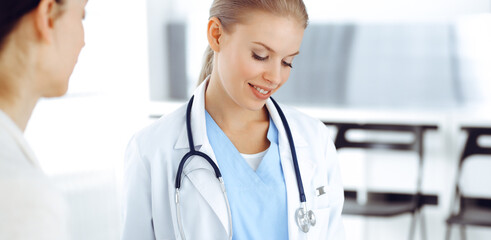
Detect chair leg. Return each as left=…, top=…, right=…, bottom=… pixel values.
left=419, top=211, right=427, bottom=240
left=408, top=212, right=417, bottom=240
left=459, top=225, right=466, bottom=240
left=444, top=223, right=451, bottom=240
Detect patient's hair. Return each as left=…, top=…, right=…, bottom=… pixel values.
left=0, top=0, right=64, bottom=51
left=197, top=0, right=309, bottom=85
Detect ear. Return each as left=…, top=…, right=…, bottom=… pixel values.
left=207, top=17, right=222, bottom=52
left=33, top=0, right=58, bottom=43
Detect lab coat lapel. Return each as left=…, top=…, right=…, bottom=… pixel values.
left=0, top=110, right=39, bottom=168
left=174, top=80, right=208, bottom=150
left=173, top=79, right=231, bottom=236
left=266, top=99, right=316, bottom=240
left=183, top=144, right=231, bottom=236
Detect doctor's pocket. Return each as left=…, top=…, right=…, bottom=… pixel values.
left=307, top=184, right=344, bottom=239
left=308, top=198, right=331, bottom=239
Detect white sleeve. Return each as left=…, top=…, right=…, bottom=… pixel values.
left=121, top=136, right=156, bottom=240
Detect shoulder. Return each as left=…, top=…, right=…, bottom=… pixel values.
left=275, top=103, right=337, bottom=166
left=279, top=104, right=332, bottom=142
left=125, top=101, right=186, bottom=164
left=278, top=104, right=342, bottom=193
left=130, top=103, right=187, bottom=151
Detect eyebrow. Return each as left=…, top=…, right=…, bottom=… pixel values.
left=252, top=41, right=300, bottom=57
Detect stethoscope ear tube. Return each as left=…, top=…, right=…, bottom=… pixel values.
left=175, top=176, right=233, bottom=240
left=186, top=96, right=195, bottom=149
left=175, top=151, right=222, bottom=189
left=175, top=96, right=222, bottom=189
left=174, top=96, right=233, bottom=239
left=175, top=189, right=186, bottom=240
left=270, top=98, right=307, bottom=203
left=271, top=98, right=317, bottom=234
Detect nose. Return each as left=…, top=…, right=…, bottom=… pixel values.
left=264, top=61, right=282, bottom=86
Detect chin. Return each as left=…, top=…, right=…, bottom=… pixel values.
left=44, top=83, right=69, bottom=98
left=244, top=99, right=268, bottom=112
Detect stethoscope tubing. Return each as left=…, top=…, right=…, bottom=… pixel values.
left=269, top=97, right=307, bottom=203
left=175, top=95, right=232, bottom=240
left=174, top=95, right=313, bottom=238
left=175, top=96, right=222, bottom=189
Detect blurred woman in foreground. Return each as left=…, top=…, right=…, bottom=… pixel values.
left=0, top=0, right=87, bottom=238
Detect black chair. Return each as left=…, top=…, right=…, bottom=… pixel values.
left=445, top=127, right=491, bottom=240
left=330, top=123, right=435, bottom=240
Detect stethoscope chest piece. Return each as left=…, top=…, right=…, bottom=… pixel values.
left=295, top=204, right=316, bottom=233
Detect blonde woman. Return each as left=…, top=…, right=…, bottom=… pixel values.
left=0, top=0, right=87, bottom=239
left=123, top=0, right=344, bottom=239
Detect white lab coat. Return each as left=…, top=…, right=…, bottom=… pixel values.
left=122, top=80, right=345, bottom=240
left=0, top=110, right=69, bottom=240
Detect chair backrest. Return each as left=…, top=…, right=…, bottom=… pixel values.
left=459, top=127, right=491, bottom=167
left=334, top=123, right=424, bottom=157
left=454, top=127, right=491, bottom=210
left=330, top=123, right=436, bottom=204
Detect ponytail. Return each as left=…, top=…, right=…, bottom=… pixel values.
left=197, top=46, right=214, bottom=86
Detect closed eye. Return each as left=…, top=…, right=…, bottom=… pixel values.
left=253, top=51, right=293, bottom=68
left=252, top=52, right=268, bottom=61
left=282, top=61, right=293, bottom=68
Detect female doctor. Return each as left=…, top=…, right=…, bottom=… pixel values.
left=122, top=0, right=345, bottom=239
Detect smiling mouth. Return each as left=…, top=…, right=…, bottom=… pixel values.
left=248, top=83, right=270, bottom=95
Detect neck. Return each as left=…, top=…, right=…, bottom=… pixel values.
left=0, top=19, right=42, bottom=132
left=0, top=66, right=39, bottom=132
left=205, top=73, right=269, bottom=132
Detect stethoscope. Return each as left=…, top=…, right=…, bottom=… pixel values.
left=174, top=95, right=316, bottom=240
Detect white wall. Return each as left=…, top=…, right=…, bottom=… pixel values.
left=147, top=0, right=491, bottom=100
left=455, top=14, right=491, bottom=106
left=307, top=0, right=490, bottom=22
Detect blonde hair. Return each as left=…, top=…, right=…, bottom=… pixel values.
left=197, top=0, right=309, bottom=85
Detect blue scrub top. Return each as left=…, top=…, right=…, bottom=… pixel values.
left=205, top=111, right=289, bottom=240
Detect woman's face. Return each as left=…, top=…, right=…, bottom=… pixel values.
left=214, top=10, right=305, bottom=111
left=41, top=0, right=87, bottom=97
